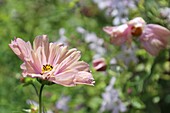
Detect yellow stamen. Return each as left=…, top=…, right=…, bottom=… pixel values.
left=42, top=64, right=53, bottom=73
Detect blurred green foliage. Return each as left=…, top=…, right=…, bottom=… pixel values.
left=0, top=0, right=170, bottom=113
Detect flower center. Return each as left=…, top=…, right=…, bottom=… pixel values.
left=42, top=64, right=53, bottom=73
left=131, top=26, right=143, bottom=36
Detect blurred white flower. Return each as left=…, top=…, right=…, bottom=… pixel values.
left=85, top=33, right=98, bottom=43
left=116, top=45, right=138, bottom=66
left=93, top=0, right=139, bottom=25
left=24, top=100, right=53, bottom=113
left=57, top=28, right=68, bottom=45
left=110, top=58, right=117, bottom=65
left=93, top=0, right=112, bottom=10
left=76, top=27, right=106, bottom=59
left=77, top=27, right=86, bottom=34
left=100, top=77, right=127, bottom=113
left=160, top=7, right=170, bottom=23
left=56, top=96, right=70, bottom=112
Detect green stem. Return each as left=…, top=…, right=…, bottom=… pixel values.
left=31, top=83, right=39, bottom=96
left=39, top=84, right=45, bottom=113
left=144, top=59, right=157, bottom=85
left=141, top=56, right=159, bottom=93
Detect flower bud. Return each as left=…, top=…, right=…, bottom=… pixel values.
left=93, top=58, right=107, bottom=71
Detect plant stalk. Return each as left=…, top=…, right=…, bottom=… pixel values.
left=39, top=84, right=45, bottom=113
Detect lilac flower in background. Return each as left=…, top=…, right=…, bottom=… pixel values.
left=159, top=7, right=170, bottom=42
left=160, top=7, right=170, bottom=23
left=110, top=58, right=118, bottom=71
left=93, top=0, right=139, bottom=25
left=57, top=28, right=68, bottom=45
left=76, top=26, right=86, bottom=34
left=116, top=45, right=138, bottom=66
left=9, top=35, right=95, bottom=86
left=100, top=77, right=127, bottom=113
left=56, top=96, right=70, bottom=112
left=110, top=58, right=117, bottom=66
left=77, top=27, right=106, bottom=59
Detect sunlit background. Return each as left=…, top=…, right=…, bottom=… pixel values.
left=0, top=0, right=170, bottom=113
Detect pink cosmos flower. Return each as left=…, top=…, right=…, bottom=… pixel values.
left=9, top=35, right=95, bottom=87
left=103, top=17, right=170, bottom=56
left=139, top=24, right=170, bottom=56
left=103, top=17, right=145, bottom=46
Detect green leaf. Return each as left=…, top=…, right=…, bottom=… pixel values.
left=131, top=97, right=146, bottom=109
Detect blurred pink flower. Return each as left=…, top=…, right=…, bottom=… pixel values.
left=93, top=58, right=107, bottom=71
left=103, top=17, right=170, bottom=56
left=127, top=88, right=132, bottom=94
left=103, top=17, right=145, bottom=46
left=9, top=35, right=95, bottom=87
left=139, top=24, right=170, bottom=56
left=103, top=24, right=132, bottom=46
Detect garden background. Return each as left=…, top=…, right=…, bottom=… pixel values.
left=0, top=0, right=170, bottom=113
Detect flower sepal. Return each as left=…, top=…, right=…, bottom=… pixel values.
left=22, top=78, right=35, bottom=87
left=37, top=78, right=54, bottom=86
